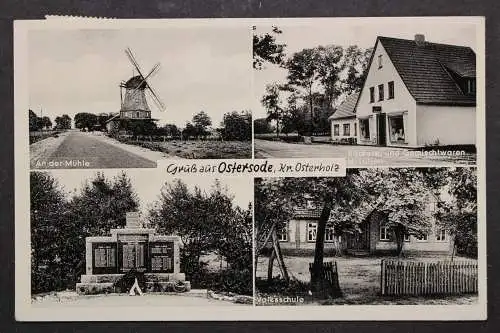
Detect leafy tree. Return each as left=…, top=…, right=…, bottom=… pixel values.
left=192, top=111, right=212, bottom=139
left=120, top=119, right=157, bottom=136
left=253, top=26, right=286, bottom=70
left=74, top=112, right=98, bottom=130
left=261, top=83, right=285, bottom=138
left=29, top=109, right=40, bottom=131
left=316, top=45, right=344, bottom=107
left=285, top=48, right=321, bottom=135
left=54, top=114, right=72, bottom=130
left=159, top=124, right=181, bottom=138
left=253, top=118, right=274, bottom=134
left=38, top=116, right=52, bottom=130
left=182, top=122, right=197, bottom=140
left=341, top=46, right=373, bottom=94
left=31, top=172, right=69, bottom=293
left=435, top=168, right=477, bottom=258
left=221, top=110, right=252, bottom=141
left=354, top=169, right=434, bottom=256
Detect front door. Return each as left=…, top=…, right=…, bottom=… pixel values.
left=377, top=113, right=387, bottom=146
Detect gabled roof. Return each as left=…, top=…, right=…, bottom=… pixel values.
left=377, top=36, right=476, bottom=106
left=328, top=92, right=359, bottom=120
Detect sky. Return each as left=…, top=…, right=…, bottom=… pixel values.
left=254, top=18, right=479, bottom=119
left=28, top=26, right=252, bottom=128
left=45, top=169, right=253, bottom=217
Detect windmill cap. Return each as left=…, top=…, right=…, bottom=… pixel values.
left=124, top=75, right=148, bottom=89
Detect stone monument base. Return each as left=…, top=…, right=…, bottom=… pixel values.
left=76, top=273, right=191, bottom=295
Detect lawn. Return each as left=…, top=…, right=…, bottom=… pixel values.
left=255, top=254, right=478, bottom=305
left=120, top=139, right=252, bottom=159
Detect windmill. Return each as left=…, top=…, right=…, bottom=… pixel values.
left=119, top=47, right=166, bottom=120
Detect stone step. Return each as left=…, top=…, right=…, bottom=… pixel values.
left=80, top=273, right=186, bottom=284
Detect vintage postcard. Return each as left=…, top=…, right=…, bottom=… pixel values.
left=14, top=17, right=486, bottom=321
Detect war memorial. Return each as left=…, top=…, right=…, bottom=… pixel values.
left=76, top=212, right=190, bottom=294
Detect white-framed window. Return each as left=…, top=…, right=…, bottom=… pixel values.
left=359, top=118, right=370, bottom=139
left=378, top=84, right=384, bottom=101
left=404, top=234, right=410, bottom=242
left=343, top=123, right=350, bottom=136
left=388, top=115, right=405, bottom=143
left=378, top=54, right=383, bottom=69
left=354, top=123, right=357, bottom=136
left=380, top=226, right=390, bottom=241
left=428, top=202, right=437, bottom=212
left=416, top=234, right=428, bottom=242
left=436, top=229, right=446, bottom=241
left=388, top=81, right=395, bottom=99
left=277, top=222, right=288, bottom=242
left=307, top=222, right=317, bottom=242
left=325, top=225, right=335, bottom=242
left=333, top=124, right=340, bottom=136
left=369, top=87, right=375, bottom=103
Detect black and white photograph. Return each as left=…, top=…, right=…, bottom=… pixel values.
left=253, top=20, right=480, bottom=166
left=254, top=168, right=478, bottom=305
left=29, top=170, right=253, bottom=307
left=27, top=24, right=252, bottom=169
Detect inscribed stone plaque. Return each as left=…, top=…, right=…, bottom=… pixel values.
left=92, top=242, right=117, bottom=274
left=150, top=242, right=174, bottom=273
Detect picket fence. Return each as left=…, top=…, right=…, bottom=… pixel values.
left=309, top=261, right=342, bottom=298
left=380, top=259, right=478, bottom=296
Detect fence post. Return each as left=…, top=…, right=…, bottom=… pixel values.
left=380, top=260, right=385, bottom=296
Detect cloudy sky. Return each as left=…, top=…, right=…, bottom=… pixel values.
left=28, top=26, right=252, bottom=127
left=45, top=169, right=253, bottom=217
left=254, top=18, right=479, bottom=119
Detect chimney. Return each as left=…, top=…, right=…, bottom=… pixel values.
left=415, top=34, right=425, bottom=45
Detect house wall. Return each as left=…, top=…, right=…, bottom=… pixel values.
left=279, top=219, right=336, bottom=251
left=416, top=105, right=476, bottom=146
left=356, top=42, right=418, bottom=147
left=368, top=210, right=453, bottom=254
left=330, top=118, right=357, bottom=141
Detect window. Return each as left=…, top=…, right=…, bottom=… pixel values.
left=378, top=84, right=384, bottom=101
left=359, top=118, right=370, bottom=139
left=354, top=123, right=357, bottom=136
left=380, top=226, right=390, bottom=241
left=277, top=222, right=288, bottom=242
left=333, top=124, right=340, bottom=136
left=136, top=111, right=140, bottom=118
left=388, top=81, right=395, bottom=99
left=343, top=123, right=350, bottom=136
left=325, top=225, right=335, bottom=242
left=388, top=115, right=405, bottom=143
left=404, top=234, right=410, bottom=242
left=428, top=202, right=437, bottom=212
left=369, top=87, right=375, bottom=103
left=378, top=54, right=383, bottom=69
left=436, top=229, right=446, bottom=241
left=467, top=79, right=476, bottom=94
left=307, top=222, right=317, bottom=242
left=306, top=200, right=316, bottom=209
left=416, top=234, right=428, bottom=242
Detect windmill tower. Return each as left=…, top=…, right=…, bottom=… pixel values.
left=120, top=47, right=166, bottom=118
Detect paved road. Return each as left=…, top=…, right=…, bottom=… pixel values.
left=254, top=139, right=476, bottom=166
left=33, top=131, right=156, bottom=168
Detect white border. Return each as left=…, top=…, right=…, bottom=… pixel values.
left=15, top=16, right=486, bottom=321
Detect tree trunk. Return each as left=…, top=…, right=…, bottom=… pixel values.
left=311, top=200, right=333, bottom=292
left=272, top=229, right=289, bottom=282
left=267, top=250, right=276, bottom=282
left=308, top=86, right=314, bottom=136
left=394, top=224, right=405, bottom=257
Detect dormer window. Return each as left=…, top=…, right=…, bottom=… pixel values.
left=378, top=54, right=383, bottom=69
left=306, top=200, right=316, bottom=209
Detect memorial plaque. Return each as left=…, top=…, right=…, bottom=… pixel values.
left=92, top=242, right=118, bottom=274
left=150, top=242, right=174, bottom=273
left=125, top=211, right=141, bottom=228
left=118, top=234, right=148, bottom=272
